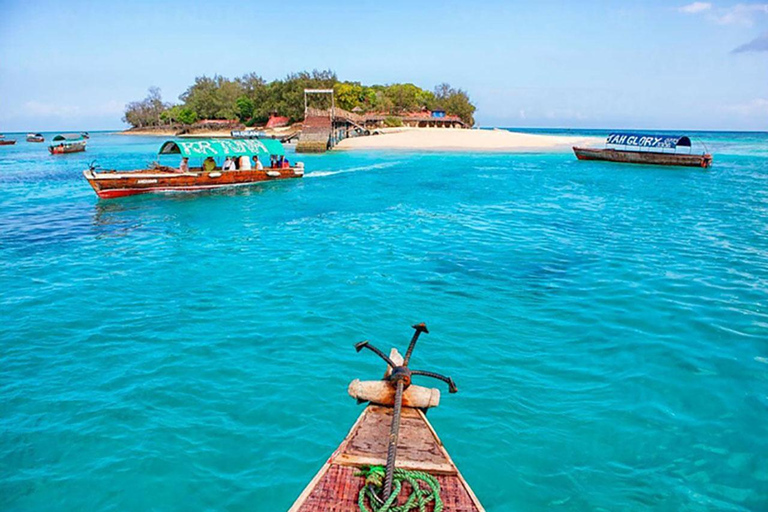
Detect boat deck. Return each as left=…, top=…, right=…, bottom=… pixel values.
left=288, top=405, right=484, bottom=512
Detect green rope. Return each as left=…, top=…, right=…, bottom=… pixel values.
left=356, top=465, right=443, bottom=512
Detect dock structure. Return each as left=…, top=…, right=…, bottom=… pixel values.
left=296, top=89, right=368, bottom=153
left=296, top=89, right=469, bottom=153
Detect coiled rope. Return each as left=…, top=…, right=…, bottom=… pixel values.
left=356, top=465, right=442, bottom=512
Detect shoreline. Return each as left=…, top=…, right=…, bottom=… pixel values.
left=119, top=126, right=602, bottom=152
left=335, top=127, right=601, bottom=152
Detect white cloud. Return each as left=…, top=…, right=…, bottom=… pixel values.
left=712, top=3, right=768, bottom=26
left=723, top=98, right=768, bottom=116
left=678, top=2, right=768, bottom=25
left=678, top=2, right=712, bottom=14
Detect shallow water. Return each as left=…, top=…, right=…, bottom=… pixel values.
left=1, top=131, right=767, bottom=511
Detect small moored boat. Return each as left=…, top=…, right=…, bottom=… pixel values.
left=49, top=134, right=87, bottom=154
left=573, top=132, right=712, bottom=168
left=0, top=139, right=16, bottom=146
left=231, top=130, right=266, bottom=139
left=288, top=324, right=485, bottom=512
left=83, top=138, right=304, bottom=199
left=27, top=133, right=45, bottom=143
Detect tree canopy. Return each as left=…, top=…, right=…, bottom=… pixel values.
left=122, top=87, right=168, bottom=128
left=123, top=71, right=476, bottom=128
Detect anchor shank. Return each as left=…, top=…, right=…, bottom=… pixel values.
left=383, top=378, right=404, bottom=500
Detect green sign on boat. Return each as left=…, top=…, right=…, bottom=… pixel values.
left=158, top=138, right=286, bottom=159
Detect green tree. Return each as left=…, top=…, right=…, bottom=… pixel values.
left=383, top=83, right=423, bottom=113
left=269, top=69, right=338, bottom=121
left=179, top=76, right=220, bottom=119
left=237, top=73, right=271, bottom=121
left=215, top=78, right=244, bottom=119
left=125, top=71, right=477, bottom=127
left=433, top=83, right=475, bottom=125
left=176, top=107, right=198, bottom=125
left=235, top=96, right=255, bottom=122
left=123, top=86, right=168, bottom=127
left=334, top=82, right=364, bottom=111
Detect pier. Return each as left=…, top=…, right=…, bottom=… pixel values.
left=296, top=89, right=368, bottom=153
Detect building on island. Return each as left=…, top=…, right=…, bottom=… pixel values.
left=362, top=107, right=467, bottom=129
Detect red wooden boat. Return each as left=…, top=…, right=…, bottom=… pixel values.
left=49, top=134, right=86, bottom=154
left=574, top=133, right=712, bottom=168
left=288, top=325, right=485, bottom=512
left=84, top=138, right=303, bottom=199
left=0, top=137, right=17, bottom=146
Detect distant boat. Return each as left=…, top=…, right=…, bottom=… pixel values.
left=230, top=130, right=266, bottom=139
left=0, top=137, right=16, bottom=146
left=27, top=133, right=45, bottom=143
left=573, top=133, right=712, bottom=168
left=231, top=129, right=300, bottom=143
left=81, top=132, right=90, bottom=139
left=83, top=138, right=303, bottom=199
left=49, top=134, right=86, bottom=154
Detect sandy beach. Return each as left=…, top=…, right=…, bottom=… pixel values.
left=335, top=127, right=600, bottom=152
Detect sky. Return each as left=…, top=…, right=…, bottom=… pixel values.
left=0, top=0, right=766, bottom=131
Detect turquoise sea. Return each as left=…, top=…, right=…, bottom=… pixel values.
left=1, top=130, right=767, bottom=511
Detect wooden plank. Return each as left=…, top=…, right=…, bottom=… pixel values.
left=332, top=405, right=454, bottom=473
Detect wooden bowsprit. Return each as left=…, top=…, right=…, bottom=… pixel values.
left=354, top=323, right=457, bottom=503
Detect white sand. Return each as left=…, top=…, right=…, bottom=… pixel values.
left=335, top=127, right=600, bottom=152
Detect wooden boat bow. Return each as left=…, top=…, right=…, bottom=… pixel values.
left=287, top=324, right=485, bottom=512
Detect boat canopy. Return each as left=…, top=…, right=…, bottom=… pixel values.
left=52, top=134, right=85, bottom=142
left=159, top=138, right=285, bottom=159
left=606, top=133, right=691, bottom=150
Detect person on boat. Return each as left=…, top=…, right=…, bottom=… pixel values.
left=239, top=154, right=251, bottom=170
left=223, top=157, right=235, bottom=171
left=179, top=157, right=189, bottom=173
left=253, top=155, right=263, bottom=170
left=281, top=157, right=290, bottom=169
left=203, top=157, right=216, bottom=172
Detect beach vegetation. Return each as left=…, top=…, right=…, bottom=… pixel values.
left=384, top=116, right=403, bottom=127
left=177, top=107, right=198, bottom=126
left=160, top=105, right=199, bottom=126
left=235, top=96, right=255, bottom=122
left=122, top=86, right=168, bottom=128
left=432, top=83, right=476, bottom=126
left=124, top=71, right=477, bottom=128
